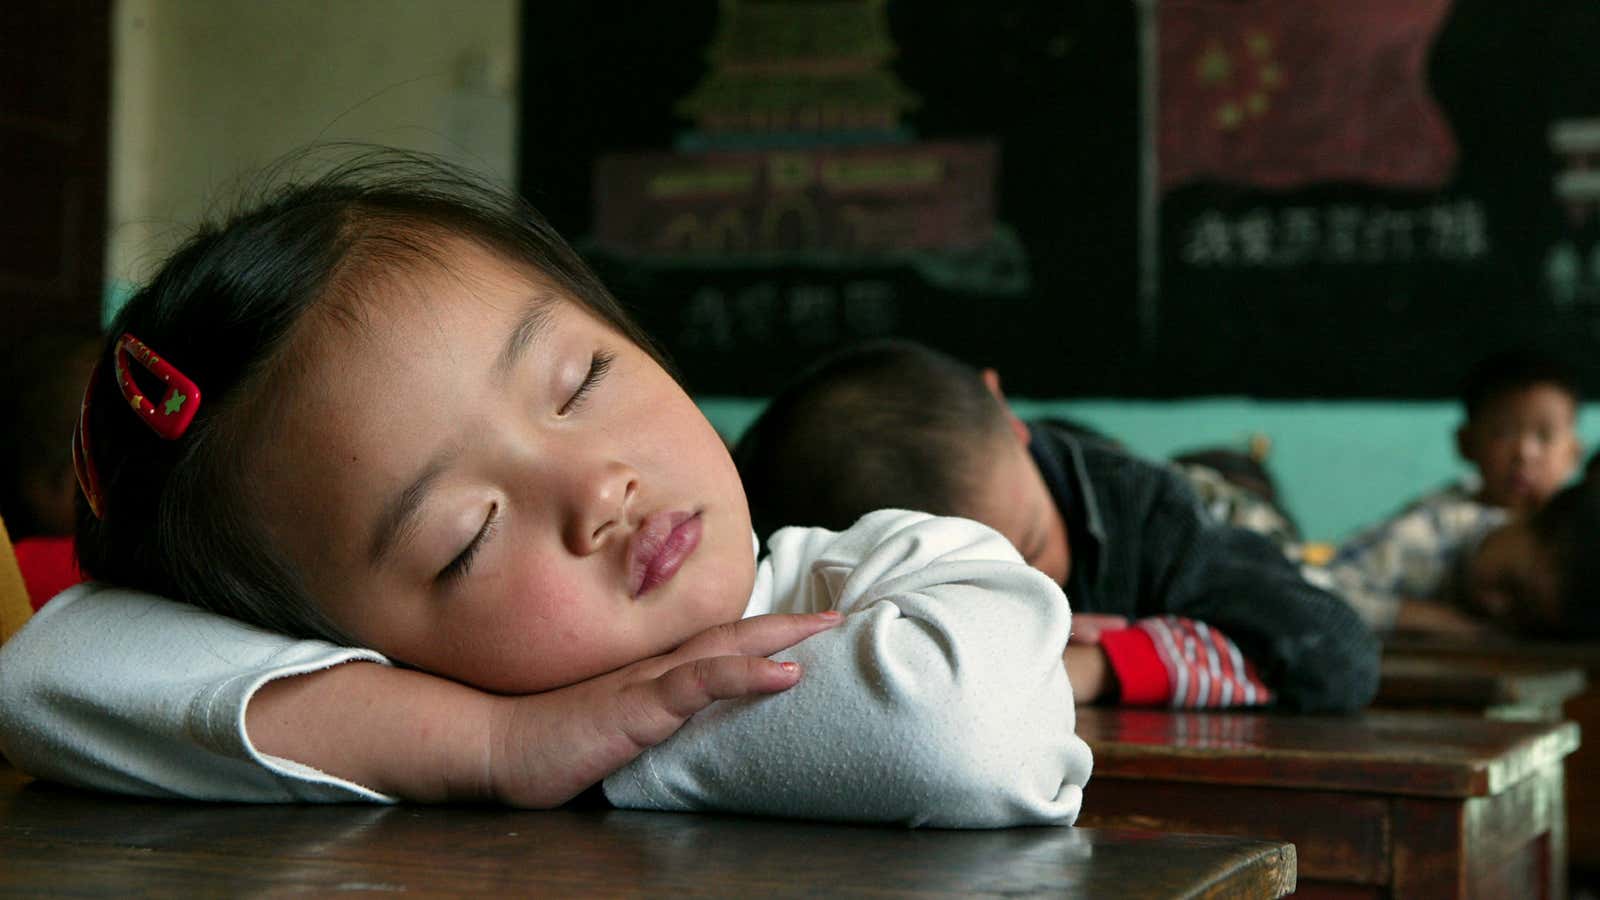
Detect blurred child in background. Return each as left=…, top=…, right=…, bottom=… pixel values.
left=1324, top=350, right=1582, bottom=636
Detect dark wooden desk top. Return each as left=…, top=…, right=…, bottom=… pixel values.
left=1077, top=708, right=1579, bottom=798
left=1377, top=654, right=1587, bottom=714
left=0, top=766, right=1296, bottom=897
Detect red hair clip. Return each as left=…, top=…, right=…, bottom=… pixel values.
left=72, top=333, right=203, bottom=520
left=113, top=334, right=202, bottom=440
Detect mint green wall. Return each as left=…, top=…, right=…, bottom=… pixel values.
left=698, top=396, right=1600, bottom=542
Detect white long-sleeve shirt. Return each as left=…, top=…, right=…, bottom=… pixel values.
left=0, top=510, right=1090, bottom=828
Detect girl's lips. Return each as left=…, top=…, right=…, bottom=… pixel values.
left=628, top=510, right=702, bottom=597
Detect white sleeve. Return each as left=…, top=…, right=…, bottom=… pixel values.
left=603, top=509, right=1092, bottom=828
left=0, top=584, right=393, bottom=803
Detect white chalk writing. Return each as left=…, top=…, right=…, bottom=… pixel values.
left=1179, top=199, right=1490, bottom=268
left=679, top=279, right=898, bottom=352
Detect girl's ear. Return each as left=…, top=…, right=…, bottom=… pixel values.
left=981, top=368, right=1031, bottom=448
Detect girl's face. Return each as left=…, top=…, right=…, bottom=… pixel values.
left=252, top=239, right=756, bottom=693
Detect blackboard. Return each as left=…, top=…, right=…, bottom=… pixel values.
left=520, top=0, right=1600, bottom=398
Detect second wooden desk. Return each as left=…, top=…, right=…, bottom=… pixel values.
left=1074, top=708, right=1577, bottom=899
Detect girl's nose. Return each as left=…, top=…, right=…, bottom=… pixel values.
left=565, top=460, right=638, bottom=556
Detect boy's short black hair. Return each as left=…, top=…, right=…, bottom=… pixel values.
left=734, top=339, right=1007, bottom=539
left=1528, top=474, right=1600, bottom=637
left=1460, top=349, right=1581, bottom=419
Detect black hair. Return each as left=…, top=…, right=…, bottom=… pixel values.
left=734, top=339, right=1007, bottom=539
left=76, top=148, right=663, bottom=644
left=0, top=329, right=100, bottom=539
left=1460, top=349, right=1581, bottom=420
left=1529, top=474, right=1600, bottom=638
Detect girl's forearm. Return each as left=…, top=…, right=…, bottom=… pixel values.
left=246, top=613, right=836, bottom=807
left=246, top=662, right=504, bottom=803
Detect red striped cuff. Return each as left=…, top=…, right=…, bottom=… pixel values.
left=1098, top=625, right=1173, bottom=706
left=1136, top=616, right=1274, bottom=708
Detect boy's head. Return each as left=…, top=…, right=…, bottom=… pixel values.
left=1456, top=350, right=1582, bottom=512
left=1460, top=474, right=1600, bottom=637
left=736, top=339, right=1071, bottom=582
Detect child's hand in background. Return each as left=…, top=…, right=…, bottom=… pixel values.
left=1063, top=614, right=1125, bottom=704
left=1392, top=599, right=1492, bottom=638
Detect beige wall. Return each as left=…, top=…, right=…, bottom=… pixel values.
left=109, top=0, right=519, bottom=296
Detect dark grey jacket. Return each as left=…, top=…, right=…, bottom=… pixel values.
left=1032, top=420, right=1380, bottom=713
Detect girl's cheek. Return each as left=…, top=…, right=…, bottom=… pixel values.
left=503, top=554, right=587, bottom=622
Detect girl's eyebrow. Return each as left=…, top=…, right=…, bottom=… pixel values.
left=493, top=298, right=555, bottom=381
left=370, top=450, right=458, bottom=567
left=369, top=296, right=554, bottom=568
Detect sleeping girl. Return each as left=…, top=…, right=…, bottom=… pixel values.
left=0, top=151, right=1090, bottom=828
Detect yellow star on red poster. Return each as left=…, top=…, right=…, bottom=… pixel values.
left=1191, top=28, right=1284, bottom=132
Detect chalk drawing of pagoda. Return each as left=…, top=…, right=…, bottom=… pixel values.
left=593, top=0, right=1027, bottom=293
left=675, top=0, right=918, bottom=144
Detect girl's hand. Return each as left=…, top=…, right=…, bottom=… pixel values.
left=486, top=610, right=841, bottom=808
left=246, top=611, right=840, bottom=807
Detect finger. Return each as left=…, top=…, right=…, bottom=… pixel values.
left=617, top=656, right=803, bottom=748
left=673, top=610, right=841, bottom=661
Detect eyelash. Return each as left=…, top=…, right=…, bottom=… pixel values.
left=560, top=350, right=614, bottom=415
left=439, top=504, right=498, bottom=583
left=437, top=351, right=613, bottom=583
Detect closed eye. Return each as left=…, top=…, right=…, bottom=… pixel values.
left=560, top=350, right=614, bottom=415
left=439, top=504, right=498, bottom=582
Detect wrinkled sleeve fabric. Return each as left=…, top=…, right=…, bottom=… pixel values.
left=604, top=510, right=1092, bottom=828
left=0, top=584, right=392, bottom=803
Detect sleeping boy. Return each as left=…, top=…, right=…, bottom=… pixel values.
left=734, top=339, right=1379, bottom=712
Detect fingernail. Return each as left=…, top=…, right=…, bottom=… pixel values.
left=779, top=661, right=800, bottom=674
left=817, top=610, right=842, bottom=621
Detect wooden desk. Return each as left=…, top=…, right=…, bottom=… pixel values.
left=1387, top=636, right=1600, bottom=870
left=1074, top=708, right=1578, bottom=899
left=0, top=766, right=1295, bottom=897
left=1377, top=654, right=1588, bottom=721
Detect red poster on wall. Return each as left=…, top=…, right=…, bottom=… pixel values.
left=1158, top=0, right=1459, bottom=192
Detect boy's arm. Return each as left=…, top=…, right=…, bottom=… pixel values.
left=0, top=584, right=835, bottom=806
left=1091, top=616, right=1274, bottom=707
left=1139, top=476, right=1381, bottom=713
left=603, top=510, right=1093, bottom=828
